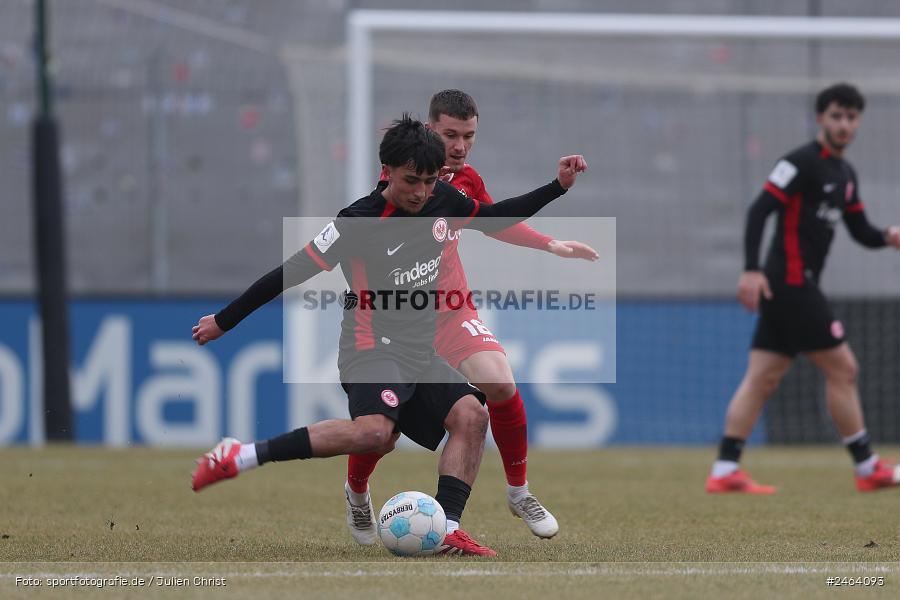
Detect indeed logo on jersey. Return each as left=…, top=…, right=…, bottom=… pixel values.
left=389, top=255, right=442, bottom=287
left=817, top=202, right=842, bottom=226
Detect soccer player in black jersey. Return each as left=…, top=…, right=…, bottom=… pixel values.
left=189, top=114, right=587, bottom=556
left=706, top=83, right=900, bottom=494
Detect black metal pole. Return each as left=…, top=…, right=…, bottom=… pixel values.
left=33, top=0, right=73, bottom=441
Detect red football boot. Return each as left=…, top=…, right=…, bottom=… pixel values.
left=438, top=530, right=498, bottom=557
left=705, top=469, right=776, bottom=495
left=856, top=459, right=900, bottom=492
left=192, top=438, right=242, bottom=492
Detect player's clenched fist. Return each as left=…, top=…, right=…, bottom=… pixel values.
left=192, top=314, right=224, bottom=346
left=886, top=225, right=900, bottom=248
left=557, top=155, right=587, bottom=189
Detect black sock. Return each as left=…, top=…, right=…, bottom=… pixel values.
left=263, top=427, right=312, bottom=463
left=254, top=441, right=271, bottom=465
left=717, top=436, right=745, bottom=463
left=435, top=475, right=471, bottom=524
left=845, top=431, right=874, bottom=464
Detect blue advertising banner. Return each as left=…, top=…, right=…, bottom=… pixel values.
left=0, top=299, right=761, bottom=446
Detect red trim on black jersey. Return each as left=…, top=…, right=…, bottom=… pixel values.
left=380, top=203, right=396, bottom=220
left=350, top=258, right=375, bottom=351
left=304, top=243, right=334, bottom=272
left=763, top=182, right=790, bottom=204
left=844, top=203, right=865, bottom=214
left=784, top=193, right=804, bottom=286
left=819, top=146, right=830, bottom=159
left=454, top=199, right=481, bottom=229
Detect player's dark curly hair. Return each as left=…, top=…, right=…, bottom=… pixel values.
left=816, top=83, right=865, bottom=114
left=379, top=113, right=445, bottom=174
left=428, top=89, right=479, bottom=122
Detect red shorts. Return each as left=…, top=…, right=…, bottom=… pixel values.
left=434, top=308, right=506, bottom=369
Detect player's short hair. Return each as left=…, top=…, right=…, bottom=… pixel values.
left=816, top=83, right=865, bottom=114
left=379, top=113, right=446, bottom=174
left=428, top=89, right=479, bottom=122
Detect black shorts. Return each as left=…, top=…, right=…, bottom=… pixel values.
left=342, top=356, right=486, bottom=451
left=751, top=282, right=845, bottom=357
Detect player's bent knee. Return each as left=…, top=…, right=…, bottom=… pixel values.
left=748, top=368, right=786, bottom=396
left=352, top=416, right=397, bottom=454
left=377, top=433, right=399, bottom=455
left=482, top=381, right=517, bottom=403
left=835, top=359, right=859, bottom=386
left=445, top=396, right=489, bottom=438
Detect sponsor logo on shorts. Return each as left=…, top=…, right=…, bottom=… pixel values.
left=381, top=389, right=400, bottom=407
left=831, top=320, right=845, bottom=339
left=433, top=218, right=448, bottom=242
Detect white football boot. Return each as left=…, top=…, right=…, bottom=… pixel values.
left=344, top=482, right=377, bottom=545
left=508, top=492, right=559, bottom=539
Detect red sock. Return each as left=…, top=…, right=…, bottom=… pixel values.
left=347, top=453, right=383, bottom=493
left=487, top=390, right=528, bottom=487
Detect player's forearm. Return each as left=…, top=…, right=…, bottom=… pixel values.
left=214, top=246, right=327, bottom=331
left=485, top=222, right=553, bottom=250
left=472, top=179, right=567, bottom=232
left=844, top=211, right=888, bottom=248
left=214, top=266, right=285, bottom=331
left=743, top=192, right=781, bottom=270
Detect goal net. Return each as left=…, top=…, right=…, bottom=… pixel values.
left=327, top=11, right=900, bottom=444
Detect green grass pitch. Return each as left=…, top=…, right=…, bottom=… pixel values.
left=1, top=446, right=897, bottom=598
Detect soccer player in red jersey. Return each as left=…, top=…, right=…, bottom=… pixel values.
left=705, top=83, right=900, bottom=495
left=345, top=90, right=598, bottom=543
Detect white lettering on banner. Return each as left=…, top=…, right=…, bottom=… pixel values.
left=227, top=343, right=282, bottom=441
left=531, top=343, right=617, bottom=447
left=0, top=345, right=24, bottom=444
left=137, top=342, right=220, bottom=445
left=72, top=317, right=131, bottom=447
left=285, top=301, right=346, bottom=426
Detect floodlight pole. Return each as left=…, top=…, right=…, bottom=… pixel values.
left=33, top=0, right=74, bottom=441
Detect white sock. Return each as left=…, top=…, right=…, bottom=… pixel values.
left=855, top=454, right=880, bottom=478
left=346, top=484, right=369, bottom=505
left=446, top=519, right=460, bottom=534
left=711, top=460, right=739, bottom=478
left=842, top=429, right=868, bottom=445
left=507, top=482, right=529, bottom=502
left=235, top=442, right=258, bottom=472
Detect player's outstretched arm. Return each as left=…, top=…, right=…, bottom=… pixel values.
left=192, top=265, right=287, bottom=345
left=463, top=155, right=587, bottom=232
left=547, top=240, right=599, bottom=261
left=191, top=222, right=342, bottom=345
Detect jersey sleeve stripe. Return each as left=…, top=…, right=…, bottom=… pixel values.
left=455, top=200, right=481, bottom=228
left=350, top=258, right=375, bottom=351
left=763, top=181, right=790, bottom=204
left=844, top=203, right=865, bottom=214
left=304, top=243, right=334, bottom=272
left=784, top=193, right=805, bottom=286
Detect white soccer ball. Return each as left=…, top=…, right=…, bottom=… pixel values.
left=377, top=491, right=447, bottom=556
